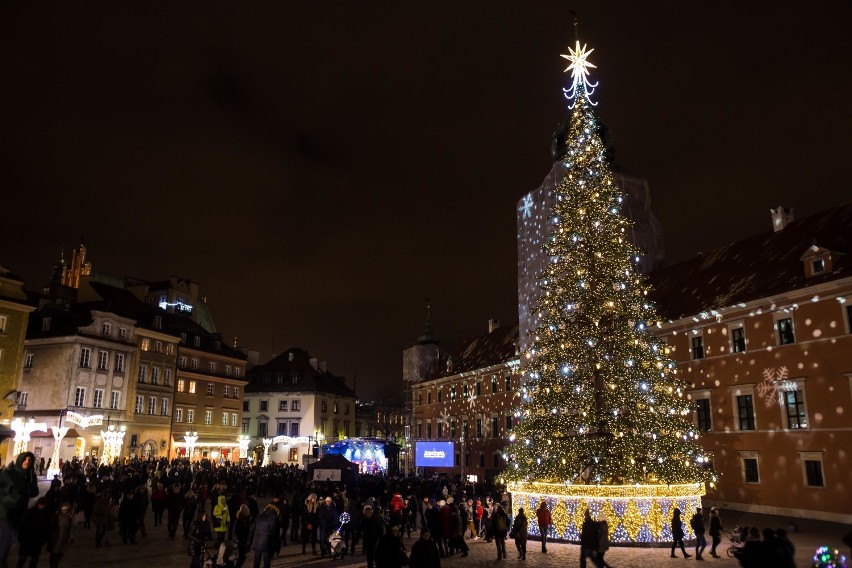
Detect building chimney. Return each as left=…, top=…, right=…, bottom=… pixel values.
left=288, top=352, right=295, bottom=362
left=309, top=357, right=318, bottom=370
left=488, top=319, right=501, bottom=333
left=319, top=361, right=327, bottom=373
left=771, top=206, right=794, bottom=232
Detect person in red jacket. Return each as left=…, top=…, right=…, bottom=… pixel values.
left=535, top=501, right=551, bottom=554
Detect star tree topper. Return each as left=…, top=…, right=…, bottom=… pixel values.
left=561, top=40, right=598, bottom=106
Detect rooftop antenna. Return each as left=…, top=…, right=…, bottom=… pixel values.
left=569, top=10, right=580, bottom=42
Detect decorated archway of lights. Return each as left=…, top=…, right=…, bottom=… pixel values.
left=510, top=481, right=704, bottom=544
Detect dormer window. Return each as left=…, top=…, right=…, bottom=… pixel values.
left=811, top=259, right=825, bottom=274
left=801, top=245, right=833, bottom=278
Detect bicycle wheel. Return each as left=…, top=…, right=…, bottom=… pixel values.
left=726, top=546, right=737, bottom=558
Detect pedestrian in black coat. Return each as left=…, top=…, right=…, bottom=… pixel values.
left=409, top=528, right=441, bottom=568
left=490, top=504, right=509, bottom=560
left=670, top=507, right=690, bottom=558
left=708, top=507, right=724, bottom=558
left=510, top=507, right=528, bottom=560
left=233, top=505, right=251, bottom=568
left=16, top=498, right=50, bottom=568
left=579, top=510, right=602, bottom=568
left=248, top=505, right=280, bottom=568
left=118, top=491, right=138, bottom=545
left=166, top=483, right=184, bottom=539
left=691, top=507, right=707, bottom=560
left=374, top=525, right=407, bottom=568
left=360, top=505, right=385, bottom=568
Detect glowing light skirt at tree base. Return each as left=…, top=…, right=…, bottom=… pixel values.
left=813, top=546, right=848, bottom=568
left=509, top=481, right=705, bottom=545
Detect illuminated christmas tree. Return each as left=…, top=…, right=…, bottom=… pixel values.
left=504, top=31, right=715, bottom=543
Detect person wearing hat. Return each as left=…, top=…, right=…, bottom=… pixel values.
left=409, top=527, right=441, bottom=568
left=708, top=507, right=724, bottom=558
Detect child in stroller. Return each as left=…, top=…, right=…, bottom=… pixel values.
left=327, top=512, right=351, bottom=560
left=724, top=525, right=747, bottom=558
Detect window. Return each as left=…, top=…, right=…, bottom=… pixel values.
left=476, top=418, right=482, bottom=438
left=505, top=415, right=512, bottom=431
left=257, top=422, right=268, bottom=437
left=119, top=327, right=128, bottom=340
left=731, top=327, right=746, bottom=353
left=426, top=423, right=432, bottom=439
left=188, top=381, right=196, bottom=394
left=279, top=400, right=287, bottom=411
left=135, top=395, right=144, bottom=414
left=191, top=359, right=198, bottom=370
left=801, top=453, right=825, bottom=487
left=24, top=353, right=34, bottom=368
left=110, top=391, right=120, bottom=410
left=166, top=344, right=174, bottom=356
left=437, top=390, right=443, bottom=402
left=177, top=379, right=185, bottom=392
left=344, top=422, right=350, bottom=437
left=847, top=305, right=852, bottom=334
left=222, top=385, right=230, bottom=398
left=479, top=452, right=485, bottom=467
left=101, top=323, right=111, bottom=336
left=234, top=368, right=240, bottom=378
left=225, top=365, right=231, bottom=376
left=153, top=316, right=162, bottom=330
left=148, top=397, right=156, bottom=414
left=16, top=392, right=28, bottom=406
left=114, top=353, right=125, bottom=373
left=462, top=385, right=468, bottom=399
left=205, top=410, right=212, bottom=425
left=164, top=369, right=172, bottom=386
left=427, top=392, right=432, bottom=404
left=784, top=389, right=808, bottom=429
left=138, top=365, right=147, bottom=383
left=492, top=377, right=498, bottom=394
left=450, top=388, right=456, bottom=401
left=223, top=412, right=230, bottom=426
left=321, top=401, right=327, bottom=412
left=696, top=398, right=712, bottom=432
left=231, top=413, right=237, bottom=427
left=476, top=382, right=481, bottom=396
left=74, top=387, right=86, bottom=406
left=777, top=317, right=795, bottom=345
left=155, top=341, right=162, bottom=353
left=811, top=258, right=825, bottom=274
left=79, top=348, right=91, bottom=368
left=737, top=394, right=756, bottom=430
left=742, top=455, right=760, bottom=483
left=451, top=420, right=457, bottom=439
left=178, top=356, right=187, bottom=368
left=97, top=350, right=109, bottom=371
left=233, top=387, right=239, bottom=398
left=243, top=401, right=249, bottom=411
left=180, top=332, right=187, bottom=343
left=289, top=448, right=298, bottom=461
left=194, top=336, right=201, bottom=347
left=141, top=338, right=150, bottom=351
left=333, top=402, right=339, bottom=414
left=277, top=421, right=287, bottom=435
left=691, top=335, right=705, bottom=359
left=417, top=423, right=422, bottom=438
left=344, top=404, right=349, bottom=415
left=208, top=361, right=215, bottom=373
left=241, top=421, right=249, bottom=434
left=505, top=374, right=511, bottom=391
left=491, top=416, right=499, bottom=438
left=187, top=409, right=194, bottom=423
left=259, top=400, right=268, bottom=412
left=151, top=367, right=160, bottom=385
left=42, top=317, right=51, bottom=332
left=175, top=408, right=183, bottom=422
left=93, top=389, right=104, bottom=408
left=206, top=383, right=214, bottom=396
left=290, top=400, right=300, bottom=412
left=161, top=398, right=169, bottom=416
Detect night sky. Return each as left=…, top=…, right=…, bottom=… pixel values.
left=2, top=2, right=851, bottom=400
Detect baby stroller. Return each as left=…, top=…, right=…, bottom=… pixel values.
left=725, top=525, right=747, bottom=558
left=214, top=540, right=238, bottom=568
left=328, top=512, right=351, bottom=560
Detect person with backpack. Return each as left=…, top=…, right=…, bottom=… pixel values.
left=534, top=501, right=551, bottom=553
left=491, top=503, right=510, bottom=560
left=690, top=507, right=707, bottom=560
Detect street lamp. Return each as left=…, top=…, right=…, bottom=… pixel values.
left=184, top=431, right=198, bottom=462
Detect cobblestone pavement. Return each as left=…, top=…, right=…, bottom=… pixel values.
left=11, top=479, right=848, bottom=568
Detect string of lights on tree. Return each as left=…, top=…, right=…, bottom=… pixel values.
left=502, top=37, right=717, bottom=489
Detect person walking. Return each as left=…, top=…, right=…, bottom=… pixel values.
left=135, top=485, right=149, bottom=538
left=491, top=503, right=510, bottom=560
left=0, top=451, right=40, bottom=568
left=670, top=507, right=691, bottom=558
left=510, top=507, right=528, bottom=560
left=374, top=525, right=407, bottom=568
left=182, top=488, right=198, bottom=540
left=248, top=504, right=280, bottom=568
left=165, top=483, right=184, bottom=539
left=360, top=504, right=385, bottom=568
left=708, top=508, right=723, bottom=558
left=233, top=505, right=252, bottom=568
left=188, top=511, right=212, bottom=568
left=90, top=489, right=111, bottom=548
left=409, top=527, right=441, bottom=568
left=535, top=500, right=551, bottom=553
left=118, top=490, right=138, bottom=545
left=212, top=495, right=230, bottom=544
left=690, top=507, right=707, bottom=560
left=46, top=502, right=74, bottom=568
left=300, top=493, right=319, bottom=555
left=580, top=510, right=602, bottom=568
left=596, top=514, right=613, bottom=568
left=16, top=497, right=49, bottom=568
left=318, top=496, right=338, bottom=557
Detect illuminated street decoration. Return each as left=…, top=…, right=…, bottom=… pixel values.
left=503, top=30, right=713, bottom=544
left=46, top=425, right=69, bottom=479
left=65, top=411, right=103, bottom=429
left=756, top=367, right=797, bottom=408
left=261, top=438, right=273, bottom=467
left=10, top=418, right=47, bottom=456
left=158, top=299, right=193, bottom=313
left=184, top=431, right=198, bottom=461
left=100, top=424, right=126, bottom=464
left=238, top=435, right=251, bottom=461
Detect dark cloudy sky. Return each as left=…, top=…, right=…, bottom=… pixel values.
left=2, top=2, right=850, bottom=400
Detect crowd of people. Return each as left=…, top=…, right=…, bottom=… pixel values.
left=1, top=451, right=847, bottom=568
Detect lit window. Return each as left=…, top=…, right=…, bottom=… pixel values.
left=188, top=381, right=196, bottom=394
left=784, top=388, right=808, bottom=429
left=290, top=400, right=300, bottom=411
left=177, top=379, right=185, bottom=392
left=777, top=317, right=795, bottom=345
left=141, top=338, right=150, bottom=351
